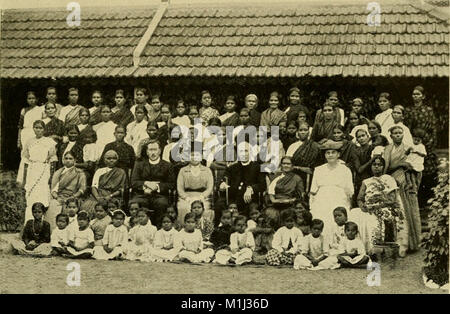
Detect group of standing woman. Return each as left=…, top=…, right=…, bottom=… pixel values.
left=15, top=84, right=438, bottom=258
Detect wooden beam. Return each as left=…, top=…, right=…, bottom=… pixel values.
left=133, top=1, right=169, bottom=68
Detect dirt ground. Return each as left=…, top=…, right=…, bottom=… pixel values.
left=0, top=249, right=447, bottom=294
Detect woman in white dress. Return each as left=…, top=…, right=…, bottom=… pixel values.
left=19, top=120, right=57, bottom=224
left=176, top=151, right=214, bottom=225
left=17, top=92, right=46, bottom=184
left=309, top=140, right=354, bottom=239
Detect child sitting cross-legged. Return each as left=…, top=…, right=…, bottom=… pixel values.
left=93, top=209, right=128, bottom=260
left=246, top=205, right=260, bottom=232
left=336, top=221, right=370, bottom=268
left=329, top=207, right=348, bottom=256
left=227, top=202, right=240, bottom=223
left=152, top=214, right=180, bottom=262
left=174, top=213, right=215, bottom=263
left=210, top=210, right=233, bottom=252
left=266, top=208, right=303, bottom=266
left=252, top=214, right=275, bottom=265
left=50, top=213, right=71, bottom=256
left=65, top=211, right=95, bottom=259
left=65, top=198, right=80, bottom=235
left=125, top=200, right=140, bottom=230
left=214, top=215, right=255, bottom=265
left=126, top=208, right=157, bottom=262
left=293, top=219, right=340, bottom=270
left=90, top=201, right=112, bottom=246
left=191, top=200, right=214, bottom=245
left=166, top=205, right=182, bottom=231
left=11, top=202, right=52, bottom=257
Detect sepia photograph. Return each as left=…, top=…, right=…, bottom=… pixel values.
left=0, top=0, right=448, bottom=299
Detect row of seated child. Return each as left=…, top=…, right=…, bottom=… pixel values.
left=12, top=200, right=370, bottom=269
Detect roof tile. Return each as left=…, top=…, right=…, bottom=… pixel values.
left=2, top=3, right=449, bottom=79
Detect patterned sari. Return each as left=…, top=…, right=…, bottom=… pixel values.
left=268, top=171, right=304, bottom=201
left=47, top=167, right=86, bottom=231
left=43, top=117, right=65, bottom=143
left=77, top=124, right=95, bottom=145
left=111, top=107, right=134, bottom=127
left=199, top=107, right=220, bottom=125
left=89, top=106, right=103, bottom=126
left=64, top=105, right=84, bottom=126
left=404, top=104, right=438, bottom=177
left=314, top=107, right=343, bottom=126
left=383, top=143, right=421, bottom=251
left=350, top=174, right=407, bottom=254
left=310, top=119, right=340, bottom=142
left=81, top=167, right=127, bottom=217
left=219, top=112, right=240, bottom=127
left=354, top=144, right=373, bottom=193
left=339, top=140, right=357, bottom=174
left=148, top=109, right=162, bottom=124
left=260, top=108, right=287, bottom=127
left=291, top=139, right=321, bottom=190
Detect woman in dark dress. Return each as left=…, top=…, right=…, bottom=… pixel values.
left=311, top=102, right=340, bottom=143
left=403, top=85, right=439, bottom=206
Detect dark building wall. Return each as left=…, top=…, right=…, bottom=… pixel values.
left=1, top=76, right=448, bottom=170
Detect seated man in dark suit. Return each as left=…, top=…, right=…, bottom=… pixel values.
left=130, top=140, right=175, bottom=224
left=218, top=141, right=264, bottom=218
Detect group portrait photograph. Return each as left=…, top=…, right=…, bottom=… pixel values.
left=0, top=0, right=449, bottom=298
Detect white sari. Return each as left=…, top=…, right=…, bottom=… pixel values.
left=125, top=120, right=148, bottom=155
left=19, top=136, right=57, bottom=222
left=93, top=121, right=117, bottom=155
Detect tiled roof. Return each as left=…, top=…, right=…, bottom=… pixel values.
left=1, top=1, right=449, bottom=79
left=1, top=7, right=157, bottom=79
left=137, top=2, right=449, bottom=77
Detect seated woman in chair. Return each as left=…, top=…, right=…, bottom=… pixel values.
left=81, top=150, right=127, bottom=218
left=267, top=156, right=305, bottom=210
left=47, top=151, right=86, bottom=231
left=177, top=150, right=214, bottom=226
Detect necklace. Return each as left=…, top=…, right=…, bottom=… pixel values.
left=32, top=219, right=42, bottom=238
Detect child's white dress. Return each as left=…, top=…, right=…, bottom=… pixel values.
left=90, top=215, right=112, bottom=246
left=67, top=215, right=79, bottom=235
left=152, top=228, right=179, bottom=262
left=329, top=224, right=346, bottom=256
left=337, top=237, right=368, bottom=265
left=66, top=227, right=95, bottom=256
left=293, top=234, right=340, bottom=270
left=126, top=222, right=157, bottom=261
left=214, top=231, right=255, bottom=265
left=272, top=226, right=303, bottom=254
left=51, top=227, right=71, bottom=248
left=93, top=224, right=128, bottom=260
left=266, top=226, right=304, bottom=266
left=174, top=229, right=214, bottom=263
